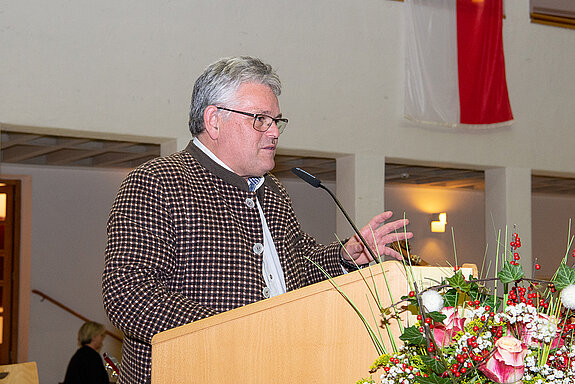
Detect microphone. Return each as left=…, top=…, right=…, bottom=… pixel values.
left=291, top=167, right=381, bottom=265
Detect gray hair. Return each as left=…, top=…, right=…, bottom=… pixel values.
left=188, top=56, right=282, bottom=135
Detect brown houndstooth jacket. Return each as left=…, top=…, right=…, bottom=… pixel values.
left=102, top=141, right=345, bottom=384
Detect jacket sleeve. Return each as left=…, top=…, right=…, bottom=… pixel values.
left=296, top=231, right=346, bottom=285
left=102, top=166, right=217, bottom=344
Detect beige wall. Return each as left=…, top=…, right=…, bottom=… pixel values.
left=1, top=164, right=125, bottom=383
left=2, top=0, right=573, bottom=229
left=2, top=2, right=574, bottom=176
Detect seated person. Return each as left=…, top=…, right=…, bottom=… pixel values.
left=63, top=321, right=110, bottom=384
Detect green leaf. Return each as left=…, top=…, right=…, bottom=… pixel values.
left=467, top=282, right=480, bottom=300
left=498, top=262, right=524, bottom=284
left=420, top=355, right=446, bottom=376
left=552, top=264, right=575, bottom=290
left=446, top=271, right=470, bottom=292
left=415, top=373, right=450, bottom=384
left=443, top=289, right=458, bottom=307
left=427, top=311, right=447, bottom=323
left=483, top=295, right=502, bottom=311
left=399, top=326, right=426, bottom=346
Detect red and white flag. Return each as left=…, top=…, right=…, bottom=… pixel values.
left=404, top=0, right=513, bottom=128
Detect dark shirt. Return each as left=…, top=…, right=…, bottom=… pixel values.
left=63, top=345, right=109, bottom=384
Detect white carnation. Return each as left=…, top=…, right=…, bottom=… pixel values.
left=560, top=284, right=575, bottom=310
left=421, top=289, right=444, bottom=312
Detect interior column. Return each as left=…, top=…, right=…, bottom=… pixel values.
left=485, top=167, right=532, bottom=279
left=335, top=154, right=386, bottom=240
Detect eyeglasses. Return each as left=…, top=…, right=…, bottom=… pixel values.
left=216, top=106, right=288, bottom=134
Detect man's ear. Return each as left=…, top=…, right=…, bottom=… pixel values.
left=203, top=105, right=220, bottom=140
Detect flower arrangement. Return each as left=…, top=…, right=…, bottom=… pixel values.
left=349, top=228, right=575, bottom=384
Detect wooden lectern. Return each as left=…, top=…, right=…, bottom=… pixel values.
left=151, top=261, right=476, bottom=384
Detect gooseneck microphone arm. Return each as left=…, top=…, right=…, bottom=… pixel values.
left=291, top=167, right=381, bottom=265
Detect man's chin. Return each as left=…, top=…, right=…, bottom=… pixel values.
left=259, top=157, right=275, bottom=174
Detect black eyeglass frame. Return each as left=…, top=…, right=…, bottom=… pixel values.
left=216, top=106, right=288, bottom=134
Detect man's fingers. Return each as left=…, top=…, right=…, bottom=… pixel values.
left=380, top=231, right=413, bottom=245
left=383, top=247, right=404, bottom=261
left=365, top=211, right=394, bottom=230
left=377, top=218, right=410, bottom=234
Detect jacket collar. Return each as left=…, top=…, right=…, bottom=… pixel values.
left=183, top=140, right=282, bottom=196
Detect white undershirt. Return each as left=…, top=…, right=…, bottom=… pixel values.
left=193, top=137, right=287, bottom=297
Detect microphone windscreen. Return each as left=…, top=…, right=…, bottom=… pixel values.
left=291, top=167, right=322, bottom=188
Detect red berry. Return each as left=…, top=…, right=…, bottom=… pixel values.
left=535, top=264, right=541, bottom=270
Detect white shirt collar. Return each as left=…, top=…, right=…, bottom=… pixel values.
left=192, top=137, right=264, bottom=190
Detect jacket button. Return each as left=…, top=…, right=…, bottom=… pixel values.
left=262, top=287, right=271, bottom=298
left=245, top=198, right=255, bottom=208
left=253, top=243, right=264, bottom=255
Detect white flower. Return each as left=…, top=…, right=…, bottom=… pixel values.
left=421, top=289, right=444, bottom=312
left=560, top=284, right=575, bottom=309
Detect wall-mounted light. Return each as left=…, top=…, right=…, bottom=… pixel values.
left=0, top=194, right=5, bottom=221
left=431, top=212, right=447, bottom=233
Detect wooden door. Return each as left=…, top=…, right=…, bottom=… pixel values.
left=0, top=180, right=20, bottom=363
